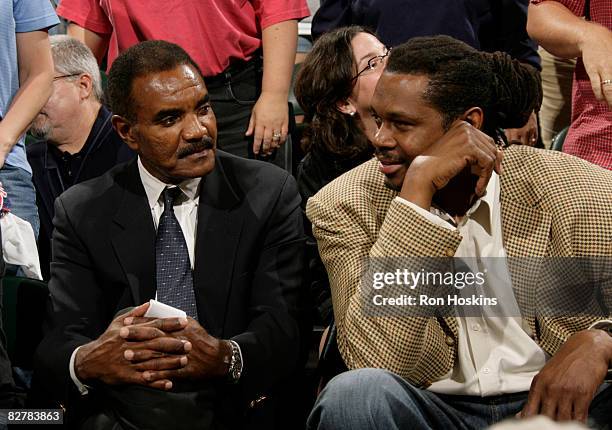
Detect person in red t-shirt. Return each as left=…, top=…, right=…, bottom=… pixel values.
left=57, top=0, right=310, bottom=167
left=528, top=0, right=612, bottom=170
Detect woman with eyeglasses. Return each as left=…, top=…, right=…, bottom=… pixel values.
left=295, top=26, right=388, bottom=209
left=294, top=26, right=388, bottom=325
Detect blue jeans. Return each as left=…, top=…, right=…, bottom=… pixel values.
left=0, top=164, right=39, bottom=238
left=307, top=369, right=612, bottom=429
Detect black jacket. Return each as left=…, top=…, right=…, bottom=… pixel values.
left=33, top=151, right=306, bottom=428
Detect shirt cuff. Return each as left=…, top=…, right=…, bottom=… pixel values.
left=69, top=347, right=90, bottom=395
left=394, top=197, right=455, bottom=231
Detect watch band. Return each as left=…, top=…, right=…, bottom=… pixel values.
left=226, top=340, right=243, bottom=383
left=589, top=320, right=612, bottom=336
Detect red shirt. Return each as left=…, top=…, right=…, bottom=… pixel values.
left=57, top=0, right=310, bottom=76
left=531, top=0, right=612, bottom=170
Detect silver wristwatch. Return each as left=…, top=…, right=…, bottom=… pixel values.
left=226, top=340, right=243, bottom=383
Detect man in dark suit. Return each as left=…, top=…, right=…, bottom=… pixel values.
left=27, top=35, right=134, bottom=279
left=33, top=40, right=305, bottom=429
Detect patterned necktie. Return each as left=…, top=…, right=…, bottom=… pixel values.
left=155, top=187, right=198, bottom=319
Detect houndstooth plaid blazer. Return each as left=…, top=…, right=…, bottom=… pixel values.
left=307, top=145, right=612, bottom=387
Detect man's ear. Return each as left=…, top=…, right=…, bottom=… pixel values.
left=77, top=74, right=94, bottom=100
left=336, top=99, right=357, bottom=116
left=461, top=107, right=484, bottom=130
left=112, top=114, right=139, bottom=152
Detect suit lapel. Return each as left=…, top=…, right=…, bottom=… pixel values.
left=109, top=155, right=243, bottom=330
left=193, top=155, right=243, bottom=336
left=110, top=161, right=157, bottom=305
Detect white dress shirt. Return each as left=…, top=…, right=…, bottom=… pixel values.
left=138, top=157, right=200, bottom=270
left=397, top=173, right=548, bottom=396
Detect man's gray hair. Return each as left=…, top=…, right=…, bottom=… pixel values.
left=50, top=35, right=103, bottom=101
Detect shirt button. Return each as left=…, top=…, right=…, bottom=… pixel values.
left=471, top=323, right=481, bottom=331
left=445, top=336, right=455, bottom=346
left=482, top=367, right=490, bottom=374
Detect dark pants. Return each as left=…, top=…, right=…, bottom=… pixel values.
left=206, top=54, right=289, bottom=170
left=0, top=225, right=24, bottom=430
left=77, top=385, right=229, bottom=430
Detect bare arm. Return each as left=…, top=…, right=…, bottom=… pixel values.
left=0, top=30, right=54, bottom=167
left=527, top=1, right=595, bottom=58
left=67, top=23, right=110, bottom=65
left=246, top=20, right=297, bottom=156
left=527, top=1, right=612, bottom=107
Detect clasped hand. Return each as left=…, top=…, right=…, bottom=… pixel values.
left=74, top=303, right=231, bottom=391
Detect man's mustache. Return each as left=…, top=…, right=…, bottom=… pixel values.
left=374, top=149, right=404, bottom=164
left=178, top=136, right=214, bottom=158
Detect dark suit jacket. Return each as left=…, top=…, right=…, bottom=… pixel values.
left=27, top=105, right=135, bottom=280
left=33, top=151, right=305, bottom=428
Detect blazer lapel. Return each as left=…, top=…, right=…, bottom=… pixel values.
left=193, top=155, right=243, bottom=337
left=110, top=161, right=157, bottom=306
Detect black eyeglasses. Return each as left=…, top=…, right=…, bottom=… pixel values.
left=351, top=47, right=391, bottom=81
left=53, top=73, right=81, bottom=81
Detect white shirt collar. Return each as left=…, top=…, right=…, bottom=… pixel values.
left=137, top=157, right=201, bottom=209
left=467, top=172, right=497, bottom=228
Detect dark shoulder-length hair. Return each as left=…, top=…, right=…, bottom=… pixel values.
left=295, top=26, right=376, bottom=159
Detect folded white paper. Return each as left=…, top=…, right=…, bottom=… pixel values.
left=144, top=299, right=187, bottom=319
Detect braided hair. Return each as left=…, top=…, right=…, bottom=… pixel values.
left=385, top=35, right=542, bottom=141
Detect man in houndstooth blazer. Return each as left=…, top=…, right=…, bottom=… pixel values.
left=306, top=36, right=612, bottom=428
